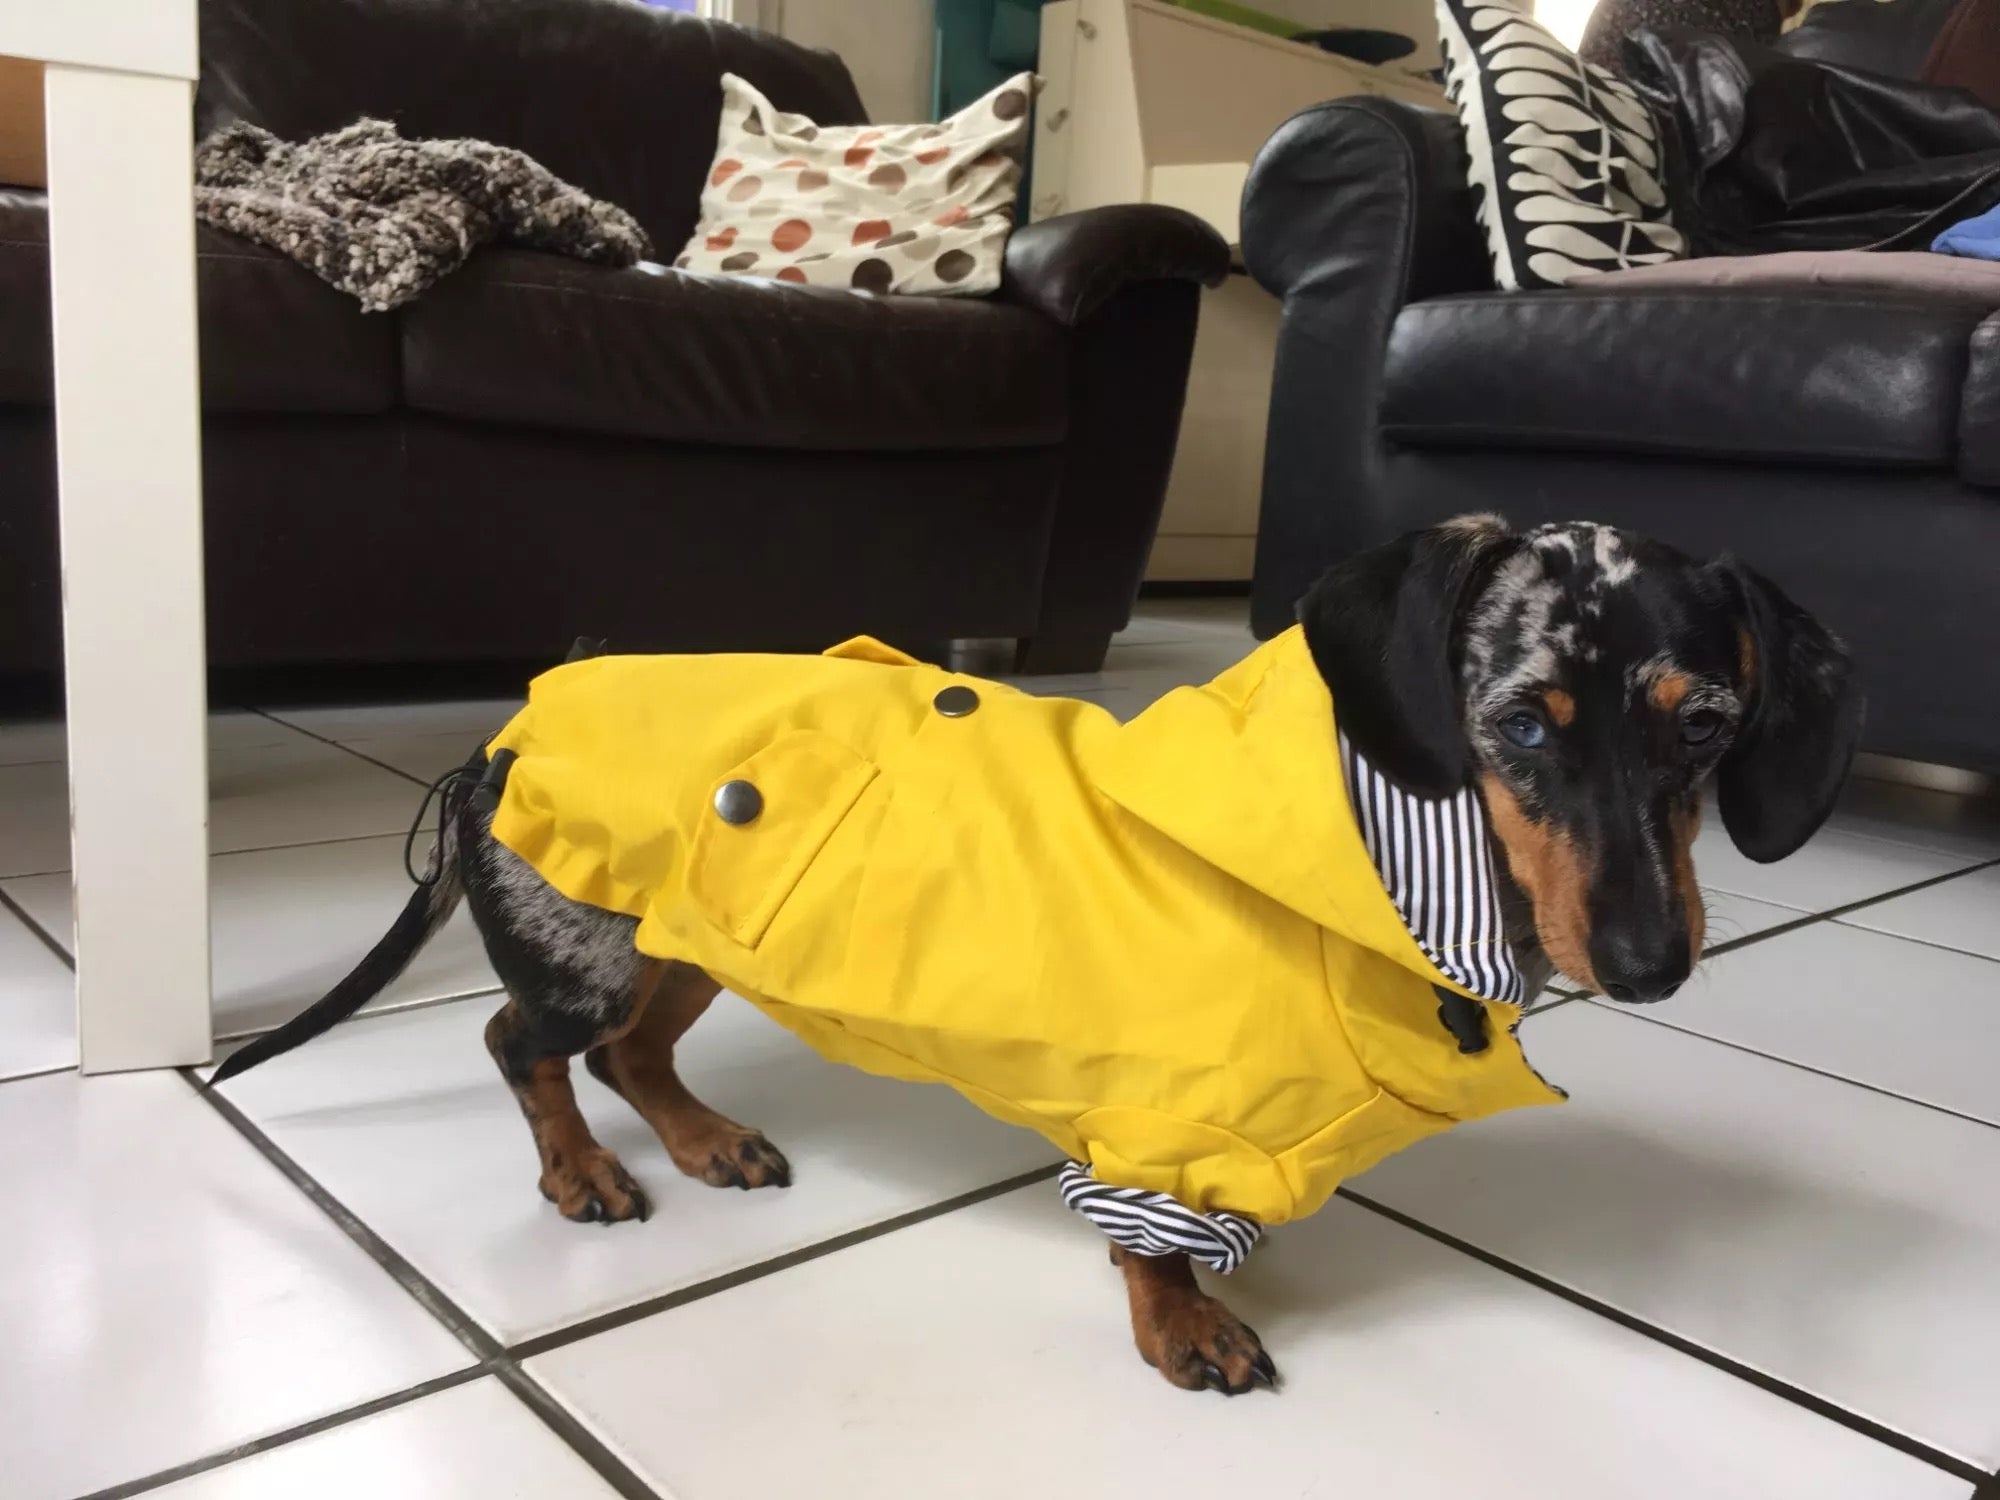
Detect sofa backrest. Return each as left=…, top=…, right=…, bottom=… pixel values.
left=196, top=0, right=868, bottom=258
left=1775, top=0, right=1958, bottom=77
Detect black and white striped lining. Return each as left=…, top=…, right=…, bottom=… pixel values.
left=1339, top=732, right=1524, bottom=1005
left=1057, top=1162, right=1261, bottom=1274
left=1057, top=732, right=1525, bottom=1271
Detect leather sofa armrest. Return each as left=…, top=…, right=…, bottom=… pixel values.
left=1242, top=95, right=1490, bottom=308
left=1000, top=205, right=1230, bottom=328
left=1240, top=96, right=1495, bottom=637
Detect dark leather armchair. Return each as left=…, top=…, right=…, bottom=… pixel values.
left=0, top=0, right=1227, bottom=688
left=1243, top=14, right=2000, bottom=772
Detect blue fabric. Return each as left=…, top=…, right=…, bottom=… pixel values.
left=1933, top=201, right=2000, bottom=259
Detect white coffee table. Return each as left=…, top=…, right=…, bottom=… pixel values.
left=0, top=0, right=212, bottom=1072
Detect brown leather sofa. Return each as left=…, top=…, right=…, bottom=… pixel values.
left=0, top=0, right=1227, bottom=692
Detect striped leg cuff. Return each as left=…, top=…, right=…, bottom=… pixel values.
left=1056, top=1162, right=1262, bottom=1274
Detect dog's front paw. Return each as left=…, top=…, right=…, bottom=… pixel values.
left=1137, top=1295, right=1278, bottom=1396
left=540, top=1147, right=651, bottom=1225
left=697, top=1130, right=792, bottom=1190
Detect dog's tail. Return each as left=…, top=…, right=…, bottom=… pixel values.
left=208, top=762, right=475, bottom=1087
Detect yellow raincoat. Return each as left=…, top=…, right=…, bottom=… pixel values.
left=484, top=627, right=1563, bottom=1228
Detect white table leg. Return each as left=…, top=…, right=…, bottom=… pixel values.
left=44, top=63, right=211, bottom=1073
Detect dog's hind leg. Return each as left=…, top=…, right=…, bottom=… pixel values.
left=485, top=993, right=651, bottom=1224
left=586, top=962, right=792, bottom=1191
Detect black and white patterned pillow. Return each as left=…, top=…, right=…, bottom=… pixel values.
left=1435, top=0, right=1686, bottom=290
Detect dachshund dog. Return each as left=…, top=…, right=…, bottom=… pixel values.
left=213, top=517, right=1861, bottom=1394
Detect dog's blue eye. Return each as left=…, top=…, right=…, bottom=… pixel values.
left=1681, top=710, right=1725, bottom=746
left=1498, top=711, right=1548, bottom=750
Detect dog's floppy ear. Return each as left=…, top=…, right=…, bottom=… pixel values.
left=1299, top=515, right=1517, bottom=797
left=1714, top=559, right=1864, bottom=863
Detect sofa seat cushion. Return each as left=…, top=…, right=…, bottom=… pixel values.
left=398, top=248, right=1070, bottom=451
left=0, top=188, right=397, bottom=415
left=1382, top=251, right=2000, bottom=469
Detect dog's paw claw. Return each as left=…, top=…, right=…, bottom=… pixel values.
left=546, top=1152, right=648, bottom=1225
left=1144, top=1297, right=1277, bottom=1396
left=699, top=1132, right=790, bottom=1190
left=738, top=1134, right=792, bottom=1189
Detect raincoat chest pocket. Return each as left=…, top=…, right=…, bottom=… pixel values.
left=687, top=732, right=879, bottom=948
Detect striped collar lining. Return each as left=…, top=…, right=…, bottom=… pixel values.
left=1339, top=733, right=1525, bottom=1005
left=1057, top=735, right=1531, bottom=1267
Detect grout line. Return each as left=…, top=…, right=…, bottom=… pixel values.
left=254, top=709, right=471, bottom=792
left=0, top=827, right=438, bottom=886
left=172, top=1060, right=1057, bottom=1500
left=211, top=986, right=506, bottom=1049
left=1822, top=917, right=2000, bottom=969
left=489, top=1365, right=663, bottom=1500
left=65, top=1366, right=492, bottom=1500
left=507, top=1161, right=1064, bottom=1362
left=0, top=882, right=74, bottom=970
left=1336, top=1186, right=1989, bottom=1487
left=180, top=1069, right=674, bottom=1498
left=184, top=1070, right=503, bottom=1363
left=1577, top=998, right=2000, bottom=1133
left=1696, top=855, right=2000, bottom=962
left=0, top=1062, right=80, bottom=1087
left=1519, top=857, right=2000, bottom=1021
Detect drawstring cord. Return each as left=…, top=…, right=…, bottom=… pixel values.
left=404, top=764, right=477, bottom=887
left=403, top=745, right=518, bottom=887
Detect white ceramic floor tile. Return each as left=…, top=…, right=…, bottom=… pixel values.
left=1693, top=818, right=1979, bottom=915
left=338, top=730, right=499, bottom=785
left=0, top=737, right=429, bottom=878
left=0, top=908, right=73, bottom=1080
left=1841, top=863, right=2000, bottom=963
left=214, top=994, right=1056, bottom=1343
left=528, top=1187, right=1964, bottom=1500
left=150, top=1378, right=619, bottom=1500
left=266, top=698, right=525, bottom=744
left=1116, top=595, right=1252, bottom=642
left=1608, top=918, right=2000, bottom=1124
left=1702, top=889, right=1807, bottom=947
left=5, top=834, right=497, bottom=1040
left=0, top=710, right=307, bottom=768
left=1098, top=636, right=1254, bottom=676
left=0, top=1071, right=470, bottom=1500
left=1358, top=1002, right=2000, bottom=1468
left=1828, top=777, right=2000, bottom=862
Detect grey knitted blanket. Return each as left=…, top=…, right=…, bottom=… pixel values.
left=194, top=118, right=652, bottom=312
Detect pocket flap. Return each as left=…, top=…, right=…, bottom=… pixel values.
left=687, top=732, right=878, bottom=948
left=822, top=635, right=921, bottom=667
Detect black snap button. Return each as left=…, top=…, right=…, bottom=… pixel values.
left=933, top=685, right=980, bottom=718
left=712, top=779, right=764, bottom=826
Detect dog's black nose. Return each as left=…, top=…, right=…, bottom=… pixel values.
left=1592, top=931, right=1689, bottom=1004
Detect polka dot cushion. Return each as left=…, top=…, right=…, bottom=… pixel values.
left=676, top=71, right=1036, bottom=296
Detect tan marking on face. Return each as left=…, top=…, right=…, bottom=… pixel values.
left=1542, top=687, right=1576, bottom=727
left=1737, top=625, right=1758, bottom=695
left=1670, top=801, right=1706, bottom=961
left=1649, top=669, right=1693, bottom=714
left=1480, top=774, right=1600, bottom=991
